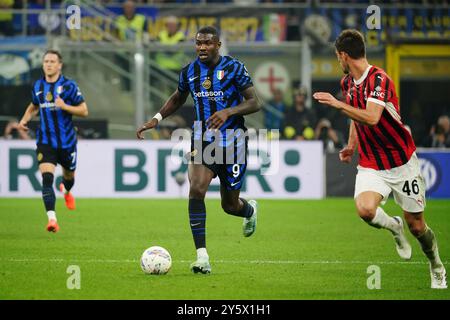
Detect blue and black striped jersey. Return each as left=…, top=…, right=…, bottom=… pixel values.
left=178, top=55, right=253, bottom=145
left=31, top=75, right=84, bottom=149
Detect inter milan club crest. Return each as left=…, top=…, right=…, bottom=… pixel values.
left=202, top=78, right=212, bottom=89
left=46, top=91, right=53, bottom=102
left=216, top=70, right=224, bottom=80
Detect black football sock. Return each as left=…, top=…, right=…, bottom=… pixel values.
left=62, top=177, right=75, bottom=193
left=228, top=198, right=254, bottom=218
left=42, top=172, right=55, bottom=212
left=189, top=198, right=206, bottom=249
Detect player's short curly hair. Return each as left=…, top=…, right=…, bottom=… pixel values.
left=197, top=26, right=220, bottom=41
left=335, top=29, right=365, bottom=59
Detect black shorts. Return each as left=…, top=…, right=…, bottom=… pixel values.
left=190, top=138, right=248, bottom=191
left=36, top=144, right=77, bottom=171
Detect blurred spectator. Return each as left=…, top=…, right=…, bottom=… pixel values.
left=0, top=0, right=14, bottom=37
left=422, top=115, right=450, bottom=148
left=282, top=87, right=316, bottom=140
left=115, top=1, right=148, bottom=90
left=155, top=16, right=186, bottom=73
left=264, top=88, right=286, bottom=131
left=2, top=120, right=31, bottom=140
left=315, top=118, right=344, bottom=152
left=115, top=0, right=147, bottom=42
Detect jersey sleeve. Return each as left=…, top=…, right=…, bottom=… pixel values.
left=31, top=86, right=39, bottom=106
left=177, top=67, right=189, bottom=93
left=367, top=72, right=389, bottom=107
left=66, top=82, right=85, bottom=106
left=234, top=61, right=253, bottom=92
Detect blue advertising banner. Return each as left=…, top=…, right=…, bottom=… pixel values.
left=0, top=39, right=46, bottom=86
left=417, top=150, right=450, bottom=199
left=301, top=6, right=450, bottom=47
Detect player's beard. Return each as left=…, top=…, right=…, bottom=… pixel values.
left=342, top=63, right=349, bottom=74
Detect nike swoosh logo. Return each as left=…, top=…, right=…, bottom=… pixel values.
left=36, top=91, right=42, bottom=95
left=189, top=76, right=199, bottom=82
left=190, top=222, right=201, bottom=227
left=230, top=182, right=240, bottom=187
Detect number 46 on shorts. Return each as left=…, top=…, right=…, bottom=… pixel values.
left=402, top=179, right=420, bottom=196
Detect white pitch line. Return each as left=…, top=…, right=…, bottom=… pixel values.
left=0, top=258, right=448, bottom=265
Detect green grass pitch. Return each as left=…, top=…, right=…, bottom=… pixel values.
left=0, top=198, right=449, bottom=300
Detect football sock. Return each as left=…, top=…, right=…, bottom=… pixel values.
left=62, top=178, right=74, bottom=193
left=189, top=198, right=206, bottom=249
left=416, top=226, right=443, bottom=269
left=196, top=248, right=209, bottom=259
left=42, top=172, right=56, bottom=212
left=47, top=210, right=57, bottom=222
left=368, top=207, right=397, bottom=232
left=226, top=198, right=254, bottom=218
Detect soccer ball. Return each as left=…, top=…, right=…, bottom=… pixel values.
left=140, top=246, right=172, bottom=275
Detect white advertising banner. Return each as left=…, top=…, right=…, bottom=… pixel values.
left=0, top=140, right=324, bottom=199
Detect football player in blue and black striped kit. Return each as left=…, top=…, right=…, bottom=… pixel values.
left=137, top=26, right=262, bottom=274
left=19, top=50, right=89, bottom=233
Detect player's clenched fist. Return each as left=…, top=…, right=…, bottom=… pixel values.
left=136, top=118, right=158, bottom=140
left=339, top=146, right=354, bottom=163
left=55, top=96, right=66, bottom=109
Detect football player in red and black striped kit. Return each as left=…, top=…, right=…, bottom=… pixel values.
left=314, top=29, right=446, bottom=289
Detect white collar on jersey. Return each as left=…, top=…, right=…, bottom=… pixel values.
left=353, top=65, right=373, bottom=85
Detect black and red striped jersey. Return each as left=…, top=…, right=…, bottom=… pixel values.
left=340, top=65, right=416, bottom=171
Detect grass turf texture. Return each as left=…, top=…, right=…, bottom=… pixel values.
left=0, top=198, right=449, bottom=300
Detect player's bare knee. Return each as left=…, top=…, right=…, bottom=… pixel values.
left=189, top=184, right=207, bottom=199
left=409, top=225, right=425, bottom=237
left=63, top=170, right=75, bottom=180
left=404, top=212, right=425, bottom=237
left=406, top=218, right=426, bottom=237
left=356, top=202, right=376, bottom=222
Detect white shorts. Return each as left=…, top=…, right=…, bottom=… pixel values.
left=354, top=153, right=426, bottom=213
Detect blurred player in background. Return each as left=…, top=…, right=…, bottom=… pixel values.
left=137, top=26, right=262, bottom=274
left=18, top=50, right=89, bottom=233
left=313, top=29, right=447, bottom=289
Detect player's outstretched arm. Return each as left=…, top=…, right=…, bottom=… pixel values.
left=18, top=103, right=39, bottom=132
left=136, top=89, right=189, bottom=140
left=55, top=97, right=89, bottom=118
left=313, top=92, right=383, bottom=126
left=206, top=86, right=262, bottom=130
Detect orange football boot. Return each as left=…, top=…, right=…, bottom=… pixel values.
left=46, top=219, right=59, bottom=233
left=60, top=183, right=76, bottom=210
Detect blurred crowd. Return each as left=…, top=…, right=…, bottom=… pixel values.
left=263, top=86, right=345, bottom=152
left=1, top=0, right=448, bottom=38
left=1, top=0, right=448, bottom=149
left=261, top=86, right=450, bottom=150
left=7, top=83, right=448, bottom=152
